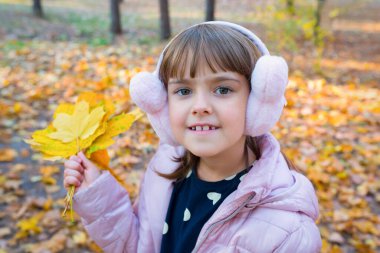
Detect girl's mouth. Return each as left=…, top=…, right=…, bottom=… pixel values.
left=188, top=125, right=219, bottom=132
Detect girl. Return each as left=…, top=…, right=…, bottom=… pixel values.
left=64, top=21, right=321, bottom=252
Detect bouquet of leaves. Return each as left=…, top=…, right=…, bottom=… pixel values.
left=25, top=92, right=142, bottom=221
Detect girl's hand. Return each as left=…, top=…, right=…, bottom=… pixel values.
left=63, top=151, right=101, bottom=193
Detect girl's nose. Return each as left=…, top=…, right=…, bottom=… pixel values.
left=191, top=93, right=213, bottom=116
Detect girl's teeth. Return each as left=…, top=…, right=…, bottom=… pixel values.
left=191, top=125, right=216, bottom=131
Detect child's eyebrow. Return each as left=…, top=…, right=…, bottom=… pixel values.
left=208, top=76, right=241, bottom=83
left=168, top=79, right=190, bottom=85
left=168, top=75, right=241, bottom=85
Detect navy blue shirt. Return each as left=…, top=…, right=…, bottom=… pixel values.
left=160, top=166, right=250, bottom=253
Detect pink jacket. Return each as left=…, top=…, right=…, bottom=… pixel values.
left=73, top=133, right=321, bottom=252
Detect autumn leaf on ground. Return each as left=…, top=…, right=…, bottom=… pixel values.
left=14, top=213, right=44, bottom=239
left=0, top=148, right=17, bottom=162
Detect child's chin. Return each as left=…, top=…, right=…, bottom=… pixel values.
left=186, top=146, right=220, bottom=158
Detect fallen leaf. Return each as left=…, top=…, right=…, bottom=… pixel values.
left=0, top=148, right=17, bottom=162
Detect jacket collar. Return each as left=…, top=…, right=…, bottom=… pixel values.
left=237, top=133, right=319, bottom=220
left=236, top=133, right=288, bottom=201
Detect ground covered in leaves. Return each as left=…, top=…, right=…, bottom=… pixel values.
left=0, top=0, right=379, bottom=252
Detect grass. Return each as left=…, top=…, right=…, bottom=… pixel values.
left=1, top=40, right=27, bottom=51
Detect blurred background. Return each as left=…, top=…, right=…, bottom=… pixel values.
left=0, top=0, right=379, bottom=252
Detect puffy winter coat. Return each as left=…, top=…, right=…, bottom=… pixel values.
left=73, top=133, right=322, bottom=252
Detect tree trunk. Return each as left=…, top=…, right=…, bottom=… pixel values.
left=159, top=0, right=171, bottom=40
left=314, top=0, right=325, bottom=45
left=286, top=0, right=295, bottom=16
left=33, top=0, right=43, bottom=18
left=205, top=0, right=215, bottom=21
left=110, top=0, right=122, bottom=35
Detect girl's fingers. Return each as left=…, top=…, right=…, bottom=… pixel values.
left=64, top=160, right=84, bottom=174
left=64, top=152, right=101, bottom=190
left=64, top=176, right=82, bottom=188
left=64, top=168, right=84, bottom=182
left=69, top=155, right=82, bottom=164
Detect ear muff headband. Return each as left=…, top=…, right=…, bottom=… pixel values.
left=154, top=21, right=270, bottom=73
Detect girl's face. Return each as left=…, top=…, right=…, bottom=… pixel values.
left=167, top=61, right=250, bottom=159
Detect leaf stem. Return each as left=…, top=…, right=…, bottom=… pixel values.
left=62, top=137, right=81, bottom=222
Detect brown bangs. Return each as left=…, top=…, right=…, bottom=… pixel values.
left=159, top=24, right=262, bottom=87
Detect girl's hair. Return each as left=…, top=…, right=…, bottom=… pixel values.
left=157, top=24, right=298, bottom=180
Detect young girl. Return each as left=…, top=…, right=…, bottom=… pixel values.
left=64, top=21, right=321, bottom=252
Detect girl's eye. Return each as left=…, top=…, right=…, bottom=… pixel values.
left=215, top=87, right=232, bottom=95
left=175, top=88, right=191, bottom=96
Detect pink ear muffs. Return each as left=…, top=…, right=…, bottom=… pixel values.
left=130, top=21, right=288, bottom=146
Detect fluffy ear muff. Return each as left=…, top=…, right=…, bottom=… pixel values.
left=245, top=55, right=288, bottom=137
left=146, top=105, right=179, bottom=146
left=129, top=72, right=167, bottom=114
left=251, top=56, right=288, bottom=102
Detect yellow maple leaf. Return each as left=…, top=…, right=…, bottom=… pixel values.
left=78, top=91, right=116, bottom=117
left=48, top=101, right=105, bottom=143
left=25, top=120, right=107, bottom=159
left=53, top=103, right=74, bottom=119
left=90, top=149, right=110, bottom=169
left=87, top=109, right=143, bottom=155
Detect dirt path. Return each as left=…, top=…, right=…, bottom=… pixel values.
left=320, top=0, right=380, bottom=85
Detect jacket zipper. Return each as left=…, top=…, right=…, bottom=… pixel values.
left=192, top=192, right=257, bottom=253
